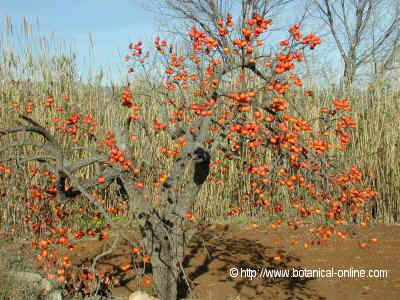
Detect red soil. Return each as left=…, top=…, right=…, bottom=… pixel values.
left=5, top=223, right=400, bottom=299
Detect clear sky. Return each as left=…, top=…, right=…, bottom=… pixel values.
left=0, top=0, right=342, bottom=87
left=1, top=0, right=160, bottom=85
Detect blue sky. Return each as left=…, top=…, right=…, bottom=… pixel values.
left=0, top=0, right=342, bottom=86
left=1, top=0, right=160, bottom=85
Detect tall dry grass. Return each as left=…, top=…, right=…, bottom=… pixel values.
left=0, top=17, right=399, bottom=241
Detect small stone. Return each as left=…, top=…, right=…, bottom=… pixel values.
left=129, top=290, right=159, bottom=300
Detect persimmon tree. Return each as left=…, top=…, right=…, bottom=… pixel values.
left=0, top=10, right=378, bottom=300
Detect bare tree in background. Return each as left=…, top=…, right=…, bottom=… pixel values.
left=141, top=0, right=297, bottom=51
left=370, top=6, right=400, bottom=87
left=310, top=0, right=400, bottom=88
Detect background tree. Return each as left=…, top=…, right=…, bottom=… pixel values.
left=309, top=0, right=400, bottom=88
left=141, top=0, right=299, bottom=52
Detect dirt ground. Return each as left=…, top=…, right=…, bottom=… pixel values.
left=3, top=223, right=400, bottom=300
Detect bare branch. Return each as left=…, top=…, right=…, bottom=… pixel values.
left=312, top=0, right=400, bottom=85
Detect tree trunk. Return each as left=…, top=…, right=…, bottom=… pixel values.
left=152, top=263, right=179, bottom=300
left=150, top=232, right=183, bottom=300
left=342, top=60, right=356, bottom=88
left=148, top=220, right=195, bottom=300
